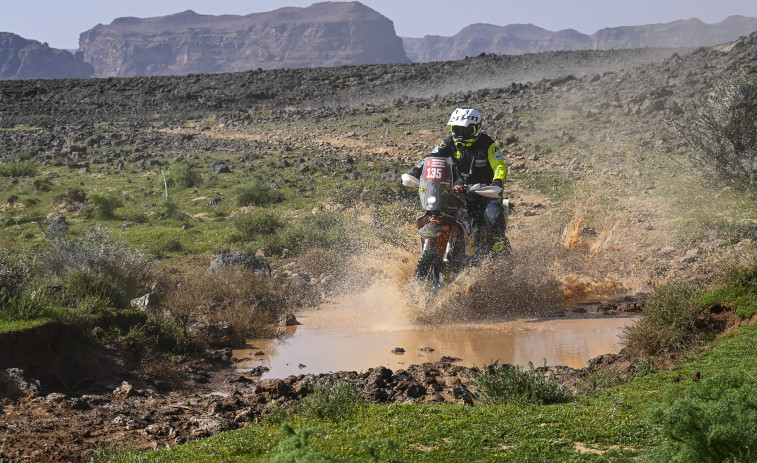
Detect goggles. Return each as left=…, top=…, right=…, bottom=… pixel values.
left=451, top=125, right=476, bottom=138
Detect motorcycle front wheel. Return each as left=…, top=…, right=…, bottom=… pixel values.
left=414, top=250, right=448, bottom=290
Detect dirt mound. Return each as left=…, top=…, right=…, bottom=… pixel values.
left=0, top=321, right=140, bottom=394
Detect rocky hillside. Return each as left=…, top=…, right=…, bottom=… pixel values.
left=0, top=32, right=93, bottom=80
left=405, top=15, right=757, bottom=62
left=78, top=2, right=409, bottom=78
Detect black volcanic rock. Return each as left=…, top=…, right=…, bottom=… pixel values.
left=404, top=15, right=757, bottom=62
left=0, top=33, right=93, bottom=80
left=79, top=1, right=410, bottom=77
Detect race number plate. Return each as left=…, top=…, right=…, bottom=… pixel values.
left=424, top=158, right=447, bottom=181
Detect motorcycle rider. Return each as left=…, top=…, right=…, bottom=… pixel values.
left=406, top=106, right=511, bottom=259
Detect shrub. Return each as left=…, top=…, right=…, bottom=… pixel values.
left=150, top=309, right=194, bottom=354
left=120, top=325, right=152, bottom=360
left=0, top=161, right=37, bottom=177
left=622, top=281, right=702, bottom=357
left=35, top=227, right=152, bottom=301
left=161, top=162, right=203, bottom=189
left=0, top=288, right=53, bottom=322
left=264, top=212, right=350, bottom=254
left=153, top=200, right=183, bottom=219
left=232, top=210, right=285, bottom=241
left=63, top=295, right=111, bottom=326
left=646, top=371, right=757, bottom=462
left=266, top=425, right=336, bottom=463
left=574, top=368, right=629, bottom=398
left=472, top=361, right=574, bottom=405
left=160, top=267, right=281, bottom=340
left=60, top=269, right=126, bottom=309
left=673, top=71, right=757, bottom=190
left=0, top=251, right=29, bottom=305
left=298, top=380, right=367, bottom=421
left=232, top=182, right=285, bottom=207
left=143, top=235, right=183, bottom=258
left=86, top=192, right=123, bottom=219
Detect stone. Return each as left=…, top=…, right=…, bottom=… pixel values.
left=208, top=251, right=271, bottom=276
left=280, top=313, right=300, bottom=326
left=130, top=292, right=159, bottom=311
left=46, top=213, right=68, bottom=234
left=255, top=379, right=293, bottom=397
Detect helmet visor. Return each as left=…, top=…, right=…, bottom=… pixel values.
left=452, top=125, right=476, bottom=138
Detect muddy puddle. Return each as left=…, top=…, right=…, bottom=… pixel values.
left=234, top=288, right=637, bottom=379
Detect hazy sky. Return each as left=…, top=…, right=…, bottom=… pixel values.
left=3, top=0, right=757, bottom=50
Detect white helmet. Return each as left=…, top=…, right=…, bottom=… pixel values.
left=447, top=107, right=482, bottom=144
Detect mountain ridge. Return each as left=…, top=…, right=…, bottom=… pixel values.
left=2, top=3, right=757, bottom=80
left=404, top=14, right=757, bottom=62
left=78, top=1, right=410, bottom=77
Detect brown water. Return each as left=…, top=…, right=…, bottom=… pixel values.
left=234, top=286, right=636, bottom=379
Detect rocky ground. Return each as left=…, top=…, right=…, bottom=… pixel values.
left=2, top=31, right=757, bottom=463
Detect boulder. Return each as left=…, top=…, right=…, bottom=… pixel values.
left=208, top=251, right=271, bottom=276
left=46, top=213, right=68, bottom=234
left=130, top=292, right=159, bottom=311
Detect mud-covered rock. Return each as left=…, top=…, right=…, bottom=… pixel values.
left=0, top=368, right=41, bottom=400
left=188, top=322, right=244, bottom=348
left=255, top=378, right=293, bottom=397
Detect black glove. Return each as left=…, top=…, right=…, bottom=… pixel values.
left=492, top=179, right=503, bottom=188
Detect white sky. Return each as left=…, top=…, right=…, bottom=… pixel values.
left=3, top=0, right=757, bottom=50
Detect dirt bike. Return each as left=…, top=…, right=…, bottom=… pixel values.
left=401, top=156, right=507, bottom=290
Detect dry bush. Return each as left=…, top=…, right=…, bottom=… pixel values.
left=160, top=267, right=284, bottom=339
left=34, top=227, right=153, bottom=304
left=139, top=354, right=189, bottom=390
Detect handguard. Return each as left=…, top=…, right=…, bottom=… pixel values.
left=401, top=173, right=421, bottom=188
left=467, top=183, right=503, bottom=198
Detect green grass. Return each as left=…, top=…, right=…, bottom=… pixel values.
left=0, top=160, right=38, bottom=177
left=700, top=263, right=757, bottom=317
left=0, top=318, right=53, bottom=334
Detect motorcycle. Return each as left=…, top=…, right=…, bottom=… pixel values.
left=401, top=156, right=507, bottom=289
